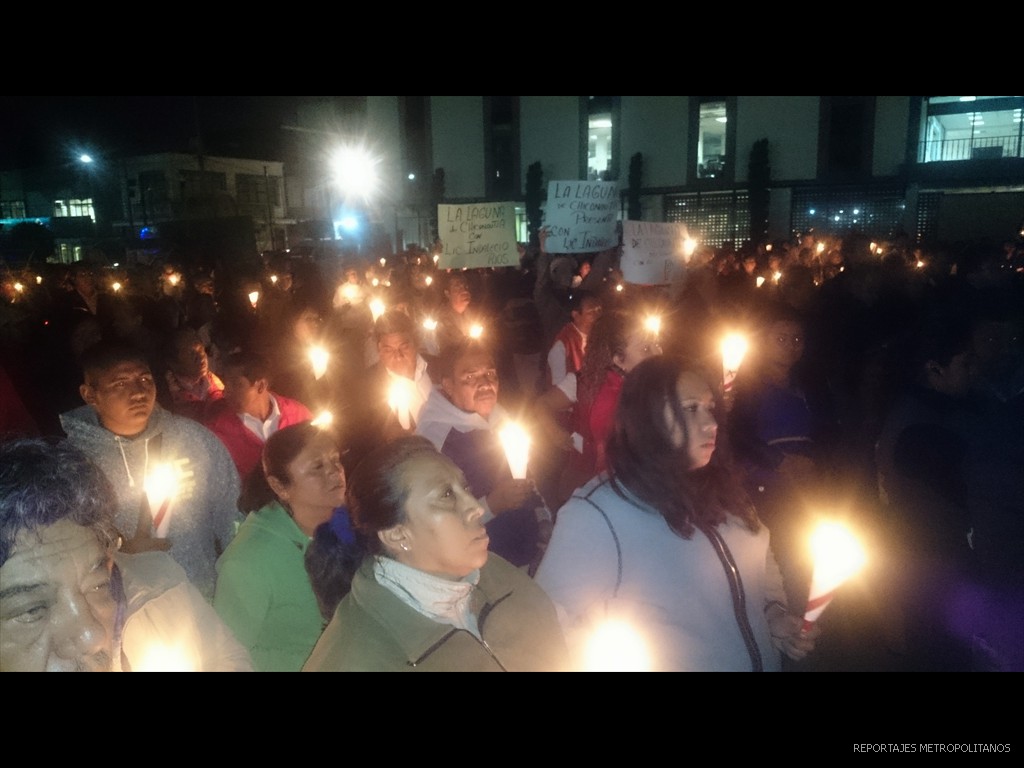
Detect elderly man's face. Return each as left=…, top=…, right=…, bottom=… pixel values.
left=442, top=349, right=499, bottom=418
left=0, top=519, right=117, bottom=672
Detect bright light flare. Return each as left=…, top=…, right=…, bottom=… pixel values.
left=248, top=290, right=260, bottom=308
left=134, top=643, right=195, bottom=672
left=682, top=237, right=698, bottom=263
left=270, top=274, right=278, bottom=285
left=721, top=332, right=748, bottom=393
left=756, top=276, right=766, bottom=288
left=311, top=410, right=333, bottom=428
left=422, top=317, right=438, bottom=331
left=803, top=520, right=867, bottom=630
left=309, top=345, right=329, bottom=380
left=387, top=379, right=412, bottom=430
left=112, top=282, right=122, bottom=293
left=583, top=619, right=650, bottom=672
left=330, top=144, right=381, bottom=202
left=643, top=315, right=661, bottom=335
left=369, top=298, right=386, bottom=321
left=468, top=323, right=484, bottom=339
left=498, top=421, right=531, bottom=480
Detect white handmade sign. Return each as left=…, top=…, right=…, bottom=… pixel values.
left=544, top=180, right=619, bottom=254
left=437, top=202, right=519, bottom=269
left=620, top=220, right=691, bottom=285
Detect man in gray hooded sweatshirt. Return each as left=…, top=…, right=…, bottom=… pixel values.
left=60, top=338, right=242, bottom=601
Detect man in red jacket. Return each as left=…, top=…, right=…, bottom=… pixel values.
left=204, top=350, right=312, bottom=486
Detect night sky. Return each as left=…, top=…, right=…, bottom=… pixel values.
left=1, top=96, right=304, bottom=170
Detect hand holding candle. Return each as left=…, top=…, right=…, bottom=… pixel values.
left=803, top=520, right=867, bottom=632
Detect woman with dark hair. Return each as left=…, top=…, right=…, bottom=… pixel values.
left=535, top=355, right=818, bottom=671
left=302, top=435, right=568, bottom=672
left=213, top=421, right=345, bottom=671
left=554, top=307, right=661, bottom=504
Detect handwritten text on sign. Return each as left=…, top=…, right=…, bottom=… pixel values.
left=544, top=180, right=619, bottom=254
left=620, top=220, right=690, bottom=285
left=438, top=203, right=519, bottom=270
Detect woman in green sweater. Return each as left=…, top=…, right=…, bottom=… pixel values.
left=214, top=421, right=346, bottom=671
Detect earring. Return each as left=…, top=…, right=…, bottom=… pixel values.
left=400, top=543, right=410, bottom=552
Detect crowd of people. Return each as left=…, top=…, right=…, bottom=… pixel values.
left=1, top=227, right=1021, bottom=672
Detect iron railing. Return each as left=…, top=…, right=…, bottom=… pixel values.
left=918, top=134, right=1024, bottom=162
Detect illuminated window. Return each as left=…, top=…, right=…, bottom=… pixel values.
left=697, top=100, right=729, bottom=180
left=0, top=201, right=26, bottom=219
left=917, top=96, right=1024, bottom=162
left=588, top=97, right=616, bottom=181
left=53, top=198, right=96, bottom=222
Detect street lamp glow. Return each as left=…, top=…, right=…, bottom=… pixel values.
left=331, top=144, right=380, bottom=202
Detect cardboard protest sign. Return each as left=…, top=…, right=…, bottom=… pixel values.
left=437, top=202, right=519, bottom=269
left=544, top=180, right=619, bottom=254
left=620, top=220, right=692, bottom=285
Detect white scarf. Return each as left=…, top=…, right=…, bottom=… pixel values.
left=373, top=556, right=482, bottom=639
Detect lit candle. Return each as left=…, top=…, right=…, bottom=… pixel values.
left=615, top=283, right=624, bottom=293
left=309, top=345, right=329, bottom=380
left=424, top=275, right=433, bottom=287
left=387, top=379, right=412, bottom=430
left=35, top=275, right=43, bottom=284
left=772, top=270, right=782, bottom=284
left=802, top=521, right=866, bottom=632
left=682, top=237, right=698, bottom=263
left=14, top=282, right=24, bottom=293
left=143, top=462, right=178, bottom=538
left=340, top=283, right=359, bottom=303
left=498, top=421, right=531, bottom=479
left=270, top=274, right=278, bottom=285
left=583, top=619, right=650, bottom=672
left=468, top=322, right=484, bottom=339
left=248, top=290, right=260, bottom=308
left=422, top=317, right=437, bottom=331
left=756, top=276, right=766, bottom=288
left=369, top=297, right=386, bottom=322
left=311, top=410, right=333, bottom=428
left=134, top=643, right=195, bottom=672
left=643, top=315, right=661, bottom=336
left=721, top=332, right=748, bottom=393
left=112, top=281, right=122, bottom=293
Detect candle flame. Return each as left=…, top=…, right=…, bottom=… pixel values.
left=756, top=276, right=766, bottom=288
left=422, top=317, right=438, bottom=331
left=468, top=323, right=484, bottom=339
left=721, top=332, right=748, bottom=372
left=112, top=281, right=122, bottom=292
left=387, top=379, right=412, bottom=430
left=643, top=315, right=661, bottom=335
left=804, top=520, right=867, bottom=627
left=248, top=290, right=260, bottom=308
left=309, top=345, right=329, bottom=379
left=144, top=463, right=177, bottom=517
left=583, top=619, right=650, bottom=672
left=134, top=643, right=195, bottom=672
left=311, top=410, right=333, bottom=428
left=369, top=298, right=386, bottom=321
left=498, top=421, right=531, bottom=479
left=270, top=274, right=278, bottom=284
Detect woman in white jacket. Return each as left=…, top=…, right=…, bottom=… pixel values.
left=535, top=355, right=819, bottom=671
